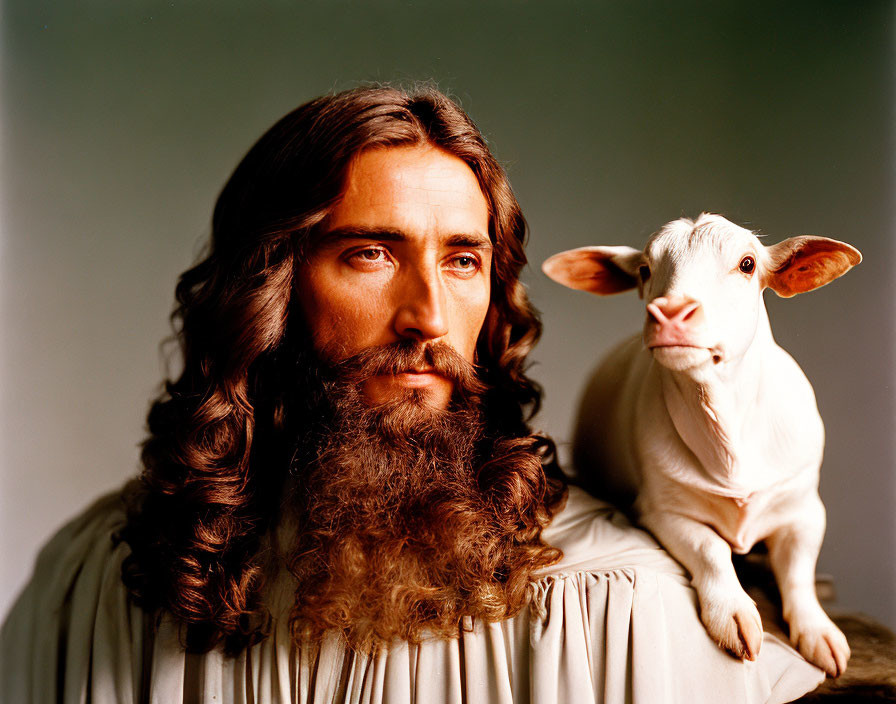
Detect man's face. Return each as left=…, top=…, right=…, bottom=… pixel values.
left=296, top=144, right=492, bottom=410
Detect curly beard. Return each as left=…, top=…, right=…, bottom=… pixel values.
left=280, top=339, right=564, bottom=651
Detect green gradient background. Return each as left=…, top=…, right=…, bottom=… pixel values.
left=2, top=1, right=894, bottom=634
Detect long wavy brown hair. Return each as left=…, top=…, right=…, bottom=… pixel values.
left=117, top=85, right=567, bottom=654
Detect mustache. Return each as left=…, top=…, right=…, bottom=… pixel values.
left=328, top=339, right=488, bottom=397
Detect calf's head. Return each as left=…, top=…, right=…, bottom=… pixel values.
left=543, top=214, right=861, bottom=375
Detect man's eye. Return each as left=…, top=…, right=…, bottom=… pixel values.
left=449, top=254, right=480, bottom=271
left=348, top=247, right=388, bottom=265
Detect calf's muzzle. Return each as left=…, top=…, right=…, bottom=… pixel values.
left=646, top=296, right=704, bottom=347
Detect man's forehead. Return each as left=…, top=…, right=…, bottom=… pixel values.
left=326, top=145, right=490, bottom=236
left=342, top=146, right=476, bottom=193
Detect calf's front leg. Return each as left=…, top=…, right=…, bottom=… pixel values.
left=639, top=509, right=763, bottom=660
left=766, top=510, right=850, bottom=677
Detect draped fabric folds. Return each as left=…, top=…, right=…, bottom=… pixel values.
left=1, top=486, right=824, bottom=703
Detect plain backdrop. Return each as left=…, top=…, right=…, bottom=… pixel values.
left=2, top=1, right=894, bottom=632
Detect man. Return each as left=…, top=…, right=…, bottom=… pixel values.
left=1, top=86, right=825, bottom=702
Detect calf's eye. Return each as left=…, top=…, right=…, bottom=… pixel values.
left=739, top=256, right=755, bottom=275
left=639, top=265, right=651, bottom=281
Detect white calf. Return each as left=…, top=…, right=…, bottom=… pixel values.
left=543, top=213, right=861, bottom=677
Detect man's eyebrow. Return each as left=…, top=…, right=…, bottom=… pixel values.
left=318, top=226, right=492, bottom=250
left=444, top=233, right=493, bottom=250
left=319, top=226, right=407, bottom=244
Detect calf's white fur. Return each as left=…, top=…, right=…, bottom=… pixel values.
left=542, top=214, right=861, bottom=677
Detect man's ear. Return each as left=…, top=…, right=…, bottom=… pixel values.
left=542, top=246, right=644, bottom=295
left=765, top=236, right=862, bottom=298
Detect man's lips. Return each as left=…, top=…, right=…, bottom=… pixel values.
left=383, top=369, right=448, bottom=388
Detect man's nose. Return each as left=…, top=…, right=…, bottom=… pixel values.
left=393, top=267, right=449, bottom=342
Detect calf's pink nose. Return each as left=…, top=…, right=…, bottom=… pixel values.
left=647, top=296, right=703, bottom=326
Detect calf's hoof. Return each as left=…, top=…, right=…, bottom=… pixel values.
left=700, top=591, right=763, bottom=661
left=788, top=611, right=850, bottom=677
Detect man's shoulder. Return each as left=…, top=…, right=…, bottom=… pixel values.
left=3, top=486, right=130, bottom=634
left=1, top=485, right=140, bottom=702
left=538, top=484, right=688, bottom=579
left=34, top=488, right=128, bottom=574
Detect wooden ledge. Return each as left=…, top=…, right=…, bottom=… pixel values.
left=733, top=553, right=896, bottom=702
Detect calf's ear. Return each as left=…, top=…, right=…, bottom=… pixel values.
left=765, top=236, right=862, bottom=298
left=542, top=246, right=644, bottom=295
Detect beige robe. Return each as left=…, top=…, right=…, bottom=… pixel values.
left=1, top=485, right=824, bottom=703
